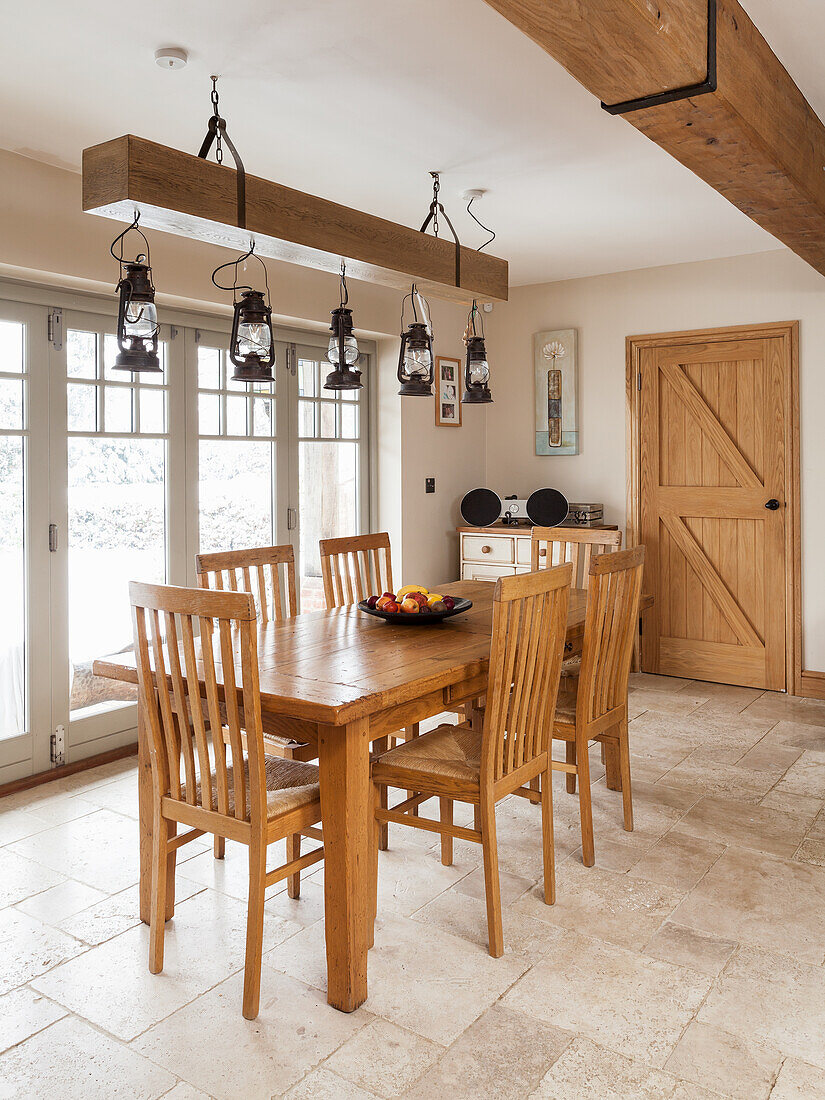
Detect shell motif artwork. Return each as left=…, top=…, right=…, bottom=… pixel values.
left=534, top=329, right=578, bottom=455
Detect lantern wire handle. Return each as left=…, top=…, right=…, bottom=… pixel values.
left=339, top=260, right=349, bottom=308
left=400, top=283, right=432, bottom=335
left=109, top=212, right=152, bottom=271
left=211, top=241, right=270, bottom=303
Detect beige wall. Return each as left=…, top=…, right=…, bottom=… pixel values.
left=0, top=149, right=481, bottom=585
left=485, top=249, right=825, bottom=671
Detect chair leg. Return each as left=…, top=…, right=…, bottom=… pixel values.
left=541, top=764, right=556, bottom=905
left=214, top=835, right=226, bottom=860
left=528, top=775, right=541, bottom=805
left=618, top=719, right=634, bottom=832
left=439, top=798, right=453, bottom=866
left=243, top=837, right=267, bottom=1021
left=565, top=741, right=577, bottom=794
left=406, top=724, right=420, bottom=815
left=604, top=736, right=622, bottom=791
left=287, top=833, right=301, bottom=899
left=369, top=783, right=380, bottom=948
left=165, top=819, right=177, bottom=921
left=149, top=813, right=169, bottom=974
left=479, top=796, right=504, bottom=958
left=374, top=735, right=390, bottom=849
left=577, top=731, right=595, bottom=867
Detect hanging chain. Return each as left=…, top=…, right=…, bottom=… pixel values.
left=210, top=78, right=223, bottom=164
left=430, top=172, right=440, bottom=238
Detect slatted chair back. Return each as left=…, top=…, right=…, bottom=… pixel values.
left=319, top=532, right=394, bottom=609
left=129, top=581, right=268, bottom=828
left=481, top=562, right=572, bottom=786
left=577, top=546, right=645, bottom=725
left=531, top=527, right=622, bottom=588
left=196, top=545, right=298, bottom=623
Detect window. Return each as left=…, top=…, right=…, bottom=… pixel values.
left=0, top=320, right=26, bottom=741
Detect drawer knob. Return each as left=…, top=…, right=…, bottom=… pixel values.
left=481, top=545, right=492, bottom=554
left=539, top=548, right=547, bottom=557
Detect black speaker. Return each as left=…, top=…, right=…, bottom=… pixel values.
left=460, top=487, right=502, bottom=527
left=526, top=488, right=569, bottom=527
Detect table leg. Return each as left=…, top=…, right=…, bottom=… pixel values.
left=318, top=717, right=371, bottom=1013
left=138, top=702, right=153, bottom=925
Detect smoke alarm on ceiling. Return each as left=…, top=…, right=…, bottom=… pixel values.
left=154, top=47, right=188, bottom=70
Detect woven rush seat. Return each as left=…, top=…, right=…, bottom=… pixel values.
left=554, top=680, right=578, bottom=723
left=181, top=754, right=320, bottom=820
left=374, top=722, right=482, bottom=784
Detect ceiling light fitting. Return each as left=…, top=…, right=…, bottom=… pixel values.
left=154, top=47, right=188, bottom=70
left=462, top=301, right=492, bottom=404
left=397, top=284, right=435, bottom=397
left=211, top=242, right=275, bottom=384
left=324, top=261, right=362, bottom=391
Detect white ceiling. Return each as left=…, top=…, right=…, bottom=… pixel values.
left=1, top=0, right=820, bottom=286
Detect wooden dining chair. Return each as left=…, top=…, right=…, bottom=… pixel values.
left=319, top=532, right=394, bottom=608
left=371, top=563, right=573, bottom=957
left=531, top=526, right=622, bottom=585
left=130, top=581, right=324, bottom=1020
left=196, top=544, right=298, bottom=622
left=550, top=546, right=645, bottom=867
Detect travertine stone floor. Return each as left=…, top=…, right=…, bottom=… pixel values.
left=2, top=674, right=825, bottom=1099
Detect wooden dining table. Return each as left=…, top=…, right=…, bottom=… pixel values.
left=93, top=577, right=652, bottom=1013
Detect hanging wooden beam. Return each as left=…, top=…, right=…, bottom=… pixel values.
left=483, top=0, right=825, bottom=276
left=82, top=135, right=508, bottom=303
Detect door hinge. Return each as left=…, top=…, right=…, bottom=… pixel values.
left=287, top=507, right=297, bottom=531
left=170, top=325, right=180, bottom=341
left=287, top=343, right=297, bottom=376
left=48, top=308, right=63, bottom=351
left=194, top=329, right=202, bottom=344
left=48, top=523, right=58, bottom=552
left=637, top=372, right=642, bottom=390
left=50, top=725, right=66, bottom=767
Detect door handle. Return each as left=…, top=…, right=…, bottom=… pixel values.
left=764, top=499, right=781, bottom=510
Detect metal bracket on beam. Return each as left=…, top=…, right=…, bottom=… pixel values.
left=601, top=0, right=717, bottom=115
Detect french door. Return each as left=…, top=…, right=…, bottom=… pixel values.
left=0, top=294, right=371, bottom=783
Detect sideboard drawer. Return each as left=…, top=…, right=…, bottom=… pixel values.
left=462, top=534, right=514, bottom=564
left=515, top=537, right=534, bottom=566
left=462, top=562, right=516, bottom=581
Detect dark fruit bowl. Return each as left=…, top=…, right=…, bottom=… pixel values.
left=357, top=597, right=473, bottom=624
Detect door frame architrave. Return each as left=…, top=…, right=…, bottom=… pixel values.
left=625, top=320, right=803, bottom=695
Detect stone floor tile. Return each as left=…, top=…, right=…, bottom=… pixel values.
left=809, top=807, right=825, bottom=840
left=656, top=754, right=787, bottom=804
left=770, top=1058, right=825, bottom=1099
left=412, top=886, right=567, bottom=959
left=283, top=1067, right=380, bottom=1099
left=177, top=839, right=295, bottom=902
left=0, top=1014, right=175, bottom=1099
left=530, top=1035, right=680, bottom=1099
left=372, top=844, right=473, bottom=917
left=762, top=719, right=825, bottom=754
left=34, top=889, right=303, bottom=1040
left=642, top=921, right=736, bottom=977
left=0, top=907, right=86, bottom=994
left=8, top=808, right=141, bottom=893
left=628, top=687, right=710, bottom=717
left=795, top=838, right=825, bottom=867
left=404, top=1003, right=570, bottom=1100
left=265, top=878, right=325, bottom=928
left=357, top=915, right=529, bottom=1045
left=0, top=807, right=52, bottom=846
left=516, top=860, right=684, bottom=952
left=452, top=864, right=535, bottom=907
left=57, top=880, right=204, bottom=947
left=0, top=847, right=65, bottom=910
left=686, top=682, right=765, bottom=713
left=629, top=674, right=695, bottom=694
left=699, top=945, right=825, bottom=1069
left=671, top=846, right=825, bottom=964
left=759, top=789, right=823, bottom=822
left=15, top=878, right=107, bottom=925
left=771, top=752, right=825, bottom=799
left=323, top=1017, right=442, bottom=1098
left=503, top=930, right=711, bottom=1066
left=629, top=832, right=725, bottom=891
left=159, top=1084, right=214, bottom=1100
left=664, top=1020, right=782, bottom=1100
left=0, top=986, right=66, bottom=1054
left=741, top=694, right=825, bottom=728
left=673, top=796, right=808, bottom=858
left=134, top=968, right=369, bottom=1100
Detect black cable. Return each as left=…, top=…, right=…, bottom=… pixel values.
left=467, top=198, right=496, bottom=252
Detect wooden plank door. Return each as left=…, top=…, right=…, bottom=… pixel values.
left=638, top=333, right=788, bottom=689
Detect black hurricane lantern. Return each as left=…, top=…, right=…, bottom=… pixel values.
left=324, top=261, right=362, bottom=391
left=462, top=301, right=493, bottom=404
left=110, top=214, right=161, bottom=374
left=212, top=244, right=276, bottom=384
left=397, top=284, right=434, bottom=397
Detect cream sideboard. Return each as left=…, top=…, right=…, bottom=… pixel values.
left=458, top=524, right=619, bottom=581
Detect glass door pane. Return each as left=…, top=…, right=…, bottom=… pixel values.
left=194, top=334, right=283, bottom=555
left=55, top=313, right=170, bottom=752
left=293, top=346, right=368, bottom=611
left=0, top=301, right=50, bottom=780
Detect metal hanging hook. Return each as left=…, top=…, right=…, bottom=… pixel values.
left=419, top=171, right=461, bottom=289
left=197, top=76, right=247, bottom=229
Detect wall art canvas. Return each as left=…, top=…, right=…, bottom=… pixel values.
left=534, top=328, right=578, bottom=455
left=435, top=355, right=462, bottom=426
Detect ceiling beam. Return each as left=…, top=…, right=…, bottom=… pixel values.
left=484, top=0, right=825, bottom=276
left=82, top=136, right=508, bottom=304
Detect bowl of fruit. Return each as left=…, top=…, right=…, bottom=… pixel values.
left=358, top=585, right=472, bottom=624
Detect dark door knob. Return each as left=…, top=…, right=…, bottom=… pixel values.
left=765, top=499, right=781, bottom=510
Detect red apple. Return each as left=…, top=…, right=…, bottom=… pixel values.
left=366, top=595, right=379, bottom=609
left=442, top=595, right=455, bottom=610
left=384, top=599, right=400, bottom=613
left=400, top=597, right=420, bottom=613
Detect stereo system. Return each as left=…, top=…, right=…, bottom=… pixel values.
left=461, top=487, right=571, bottom=529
